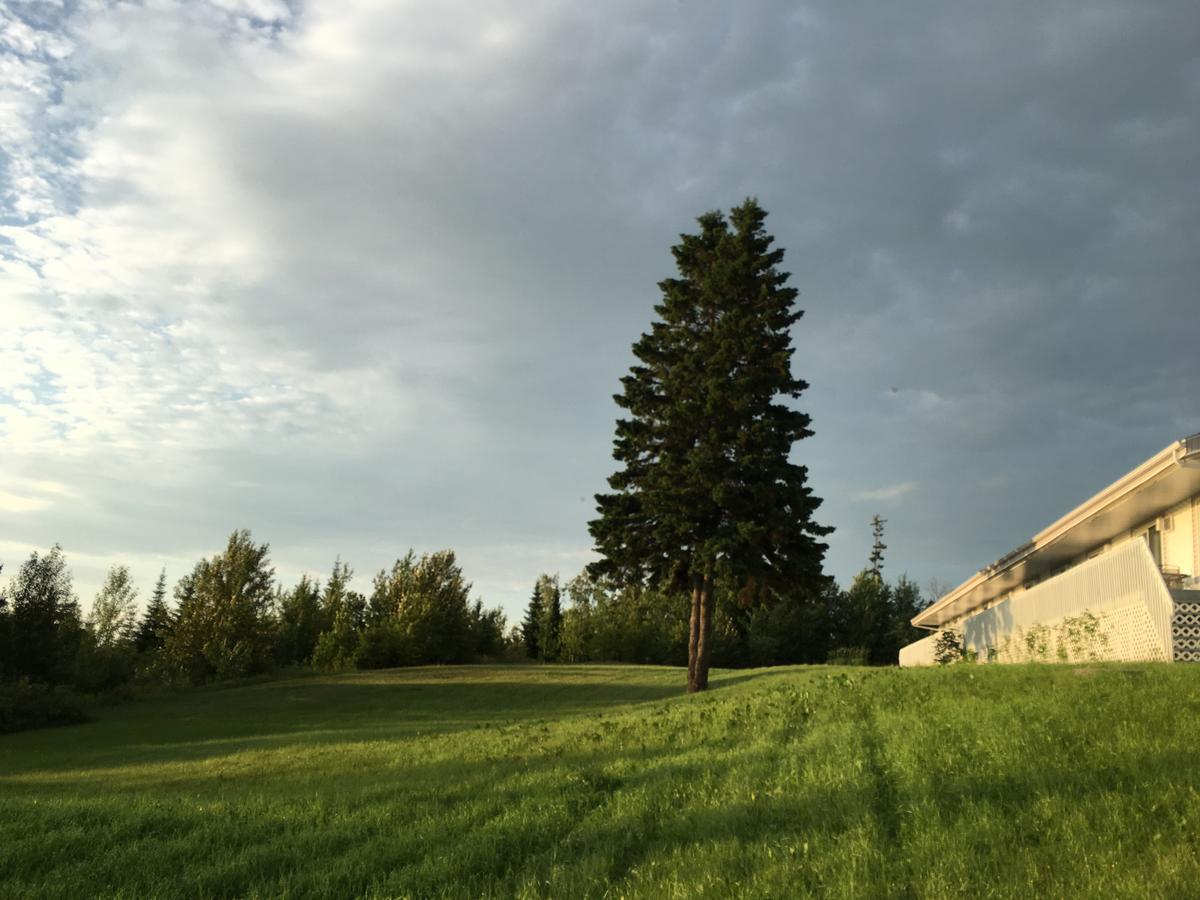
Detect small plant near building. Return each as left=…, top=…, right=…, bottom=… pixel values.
left=997, top=610, right=1110, bottom=663
left=934, top=629, right=965, bottom=665
left=1055, top=611, right=1109, bottom=662
left=1023, top=623, right=1052, bottom=661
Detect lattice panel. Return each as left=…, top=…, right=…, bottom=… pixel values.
left=1102, top=602, right=1168, bottom=662
left=980, top=602, right=1165, bottom=663
left=1172, top=600, right=1200, bottom=663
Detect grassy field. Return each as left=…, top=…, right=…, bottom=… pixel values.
left=2, top=663, right=1199, bottom=898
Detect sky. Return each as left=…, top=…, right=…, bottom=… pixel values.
left=2, top=0, right=1198, bottom=620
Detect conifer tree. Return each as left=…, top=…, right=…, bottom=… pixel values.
left=868, top=515, right=887, bottom=581
left=521, top=581, right=542, bottom=659
left=589, top=199, right=831, bottom=692
left=136, top=569, right=173, bottom=654
left=536, top=575, right=563, bottom=661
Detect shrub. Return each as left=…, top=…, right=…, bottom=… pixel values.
left=1056, top=612, right=1110, bottom=662
left=0, top=679, right=88, bottom=734
left=312, top=611, right=362, bottom=672
left=933, top=630, right=964, bottom=665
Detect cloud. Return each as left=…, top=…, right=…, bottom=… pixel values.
left=852, top=482, right=918, bottom=504
left=1, top=0, right=1197, bottom=610
left=0, top=490, right=50, bottom=513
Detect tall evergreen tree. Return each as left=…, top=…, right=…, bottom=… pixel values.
left=589, top=199, right=831, bottom=692
left=135, top=569, right=173, bottom=654
left=868, top=515, right=887, bottom=581
left=521, top=581, right=543, bottom=659
left=536, top=575, right=563, bottom=661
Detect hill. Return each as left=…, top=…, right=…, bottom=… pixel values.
left=1, top=664, right=1198, bottom=898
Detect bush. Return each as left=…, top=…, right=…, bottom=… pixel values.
left=355, top=621, right=415, bottom=670
left=312, top=612, right=362, bottom=672
left=933, top=630, right=965, bottom=665
left=0, top=680, right=89, bottom=734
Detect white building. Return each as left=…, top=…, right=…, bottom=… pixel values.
left=900, top=433, right=1200, bottom=665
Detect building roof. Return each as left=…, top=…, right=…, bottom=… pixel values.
left=913, top=432, right=1200, bottom=630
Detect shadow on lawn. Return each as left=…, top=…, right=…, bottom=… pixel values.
left=0, top=672, right=688, bottom=773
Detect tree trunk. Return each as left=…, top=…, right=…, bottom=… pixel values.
left=689, top=573, right=714, bottom=693
left=695, top=577, right=714, bottom=691
left=686, top=577, right=702, bottom=692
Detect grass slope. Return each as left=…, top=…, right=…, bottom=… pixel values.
left=2, top=663, right=1199, bottom=898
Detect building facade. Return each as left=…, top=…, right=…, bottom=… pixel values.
left=900, top=433, right=1200, bottom=666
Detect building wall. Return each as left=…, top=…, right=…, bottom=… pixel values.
left=898, top=632, right=939, bottom=666
left=1161, top=498, right=1197, bottom=577
left=960, top=537, right=1173, bottom=662
left=901, top=489, right=1200, bottom=667
left=901, top=539, right=1176, bottom=666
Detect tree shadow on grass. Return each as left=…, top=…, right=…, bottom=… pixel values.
left=0, top=672, right=687, bottom=775
left=4, top=686, right=1197, bottom=899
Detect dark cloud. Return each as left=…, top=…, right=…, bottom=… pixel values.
left=2, top=0, right=1197, bottom=611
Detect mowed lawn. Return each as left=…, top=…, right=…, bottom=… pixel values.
left=3, top=664, right=1200, bottom=899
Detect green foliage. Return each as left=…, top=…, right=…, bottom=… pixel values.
left=160, top=530, right=277, bottom=685
left=995, top=611, right=1112, bottom=664
left=4, top=664, right=1200, bottom=897
left=134, top=569, right=173, bottom=655
left=536, top=574, right=563, bottom=661
left=467, top=600, right=507, bottom=659
left=364, top=550, right=474, bottom=666
left=0, top=679, right=88, bottom=734
left=868, top=514, right=887, bottom=580
left=589, top=199, right=831, bottom=691
left=87, top=565, right=138, bottom=647
left=829, top=570, right=925, bottom=665
left=311, top=609, right=363, bottom=672
left=2, top=545, right=84, bottom=685
left=274, top=575, right=327, bottom=666
left=70, top=636, right=137, bottom=694
left=1023, top=623, right=1052, bottom=660
left=933, top=629, right=965, bottom=665
left=1055, top=611, right=1109, bottom=662
left=320, top=558, right=366, bottom=629
left=520, top=580, right=542, bottom=659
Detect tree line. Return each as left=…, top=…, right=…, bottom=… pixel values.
left=518, top=538, right=924, bottom=669
left=0, top=530, right=511, bottom=731
left=0, top=524, right=925, bottom=733
left=2, top=196, right=934, bottom=718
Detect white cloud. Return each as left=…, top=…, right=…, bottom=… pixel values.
left=0, top=490, right=50, bottom=513
left=852, top=481, right=918, bottom=503
left=1, top=0, right=1196, bottom=610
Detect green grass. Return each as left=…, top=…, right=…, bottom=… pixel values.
left=2, top=663, right=1199, bottom=898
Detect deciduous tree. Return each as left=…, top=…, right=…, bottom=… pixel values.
left=4, top=546, right=82, bottom=684
left=87, top=565, right=138, bottom=647
left=162, top=529, right=276, bottom=684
